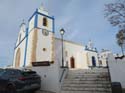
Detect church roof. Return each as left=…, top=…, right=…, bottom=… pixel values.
left=55, top=37, right=84, bottom=47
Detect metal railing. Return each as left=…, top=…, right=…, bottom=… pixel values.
left=59, top=68, right=66, bottom=83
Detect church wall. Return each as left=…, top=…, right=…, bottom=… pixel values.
left=35, top=29, right=53, bottom=62
left=76, top=51, right=88, bottom=69
left=54, top=38, right=69, bottom=88
left=16, top=31, right=26, bottom=46
left=54, top=38, right=63, bottom=67
left=28, top=35, right=62, bottom=93
left=87, top=51, right=99, bottom=67
left=23, top=9, right=61, bottom=92
left=64, top=42, right=88, bottom=69
left=24, top=29, right=61, bottom=92
left=29, top=16, right=35, bottom=31
left=13, top=38, right=26, bottom=67
left=25, top=28, right=37, bottom=66
left=55, top=38, right=88, bottom=69
left=108, top=54, right=125, bottom=88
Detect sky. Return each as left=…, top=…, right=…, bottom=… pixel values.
left=0, top=0, right=120, bottom=67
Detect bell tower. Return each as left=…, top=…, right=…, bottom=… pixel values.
left=26, top=5, right=55, bottom=66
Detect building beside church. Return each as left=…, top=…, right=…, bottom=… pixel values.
left=12, top=5, right=108, bottom=92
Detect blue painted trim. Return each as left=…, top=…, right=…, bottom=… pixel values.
left=23, top=28, right=29, bottom=67
left=85, top=48, right=98, bottom=53
left=14, top=37, right=26, bottom=49
left=28, top=9, right=54, bottom=22
left=28, top=9, right=38, bottom=22
left=37, top=11, right=54, bottom=20
left=14, top=28, right=37, bottom=50
left=35, top=27, right=53, bottom=32
left=12, top=47, right=16, bottom=67
left=52, top=17, right=55, bottom=33
left=34, top=13, right=38, bottom=28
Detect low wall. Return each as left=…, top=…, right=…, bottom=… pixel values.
left=31, top=65, right=68, bottom=93
left=108, top=54, right=125, bottom=88
left=31, top=64, right=60, bottom=93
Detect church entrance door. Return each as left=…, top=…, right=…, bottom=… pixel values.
left=70, top=57, right=75, bottom=68
left=92, top=56, right=96, bottom=67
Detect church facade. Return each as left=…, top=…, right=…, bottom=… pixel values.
left=13, top=6, right=106, bottom=69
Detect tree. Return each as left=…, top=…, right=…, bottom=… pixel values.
left=105, top=0, right=125, bottom=55
left=105, top=0, right=125, bottom=29
left=116, top=29, right=125, bottom=55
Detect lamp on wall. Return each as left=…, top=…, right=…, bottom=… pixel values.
left=60, top=28, right=65, bottom=67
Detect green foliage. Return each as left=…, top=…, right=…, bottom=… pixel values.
left=116, top=30, right=125, bottom=55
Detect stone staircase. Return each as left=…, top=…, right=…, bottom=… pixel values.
left=61, top=68, right=112, bottom=93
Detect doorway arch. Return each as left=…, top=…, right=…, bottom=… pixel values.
left=70, top=57, right=75, bottom=68
left=92, top=56, right=96, bottom=67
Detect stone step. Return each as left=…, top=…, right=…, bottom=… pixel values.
left=61, top=90, right=111, bottom=93
left=67, top=75, right=108, bottom=78
left=62, top=87, right=112, bottom=92
left=63, top=80, right=110, bottom=84
left=65, top=77, right=109, bottom=81
left=68, top=72, right=109, bottom=75
left=61, top=69, right=112, bottom=93
left=62, top=83, right=111, bottom=88
left=69, top=69, right=108, bottom=73
left=68, top=70, right=108, bottom=73
left=68, top=73, right=109, bottom=76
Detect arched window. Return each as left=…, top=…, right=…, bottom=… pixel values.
left=43, top=17, right=48, bottom=26
left=15, top=48, right=21, bottom=68
left=65, top=51, right=68, bottom=57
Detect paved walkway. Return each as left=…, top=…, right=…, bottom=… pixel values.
left=35, top=90, right=55, bottom=93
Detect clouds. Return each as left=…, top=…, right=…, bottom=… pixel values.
left=0, top=0, right=120, bottom=67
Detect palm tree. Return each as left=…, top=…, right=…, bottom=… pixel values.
left=116, top=29, right=125, bottom=56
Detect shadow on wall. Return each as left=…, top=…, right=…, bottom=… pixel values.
left=108, top=54, right=125, bottom=89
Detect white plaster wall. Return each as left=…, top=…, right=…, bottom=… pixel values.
left=100, top=58, right=107, bottom=67
left=31, top=40, right=67, bottom=93
left=54, top=38, right=63, bottom=67
left=108, top=54, right=125, bottom=88
left=35, top=29, right=53, bottom=62
left=13, top=38, right=26, bottom=67
left=55, top=38, right=88, bottom=69
left=99, top=51, right=112, bottom=67
left=16, top=26, right=26, bottom=46
left=38, top=9, right=49, bottom=15
left=25, top=29, right=35, bottom=66
left=37, top=14, right=53, bottom=31
left=29, top=16, right=35, bottom=31
left=83, top=52, right=89, bottom=69
left=86, top=51, right=99, bottom=66
left=32, top=64, right=60, bottom=93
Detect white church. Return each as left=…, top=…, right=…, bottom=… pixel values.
left=12, top=6, right=109, bottom=93
left=13, top=6, right=106, bottom=69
